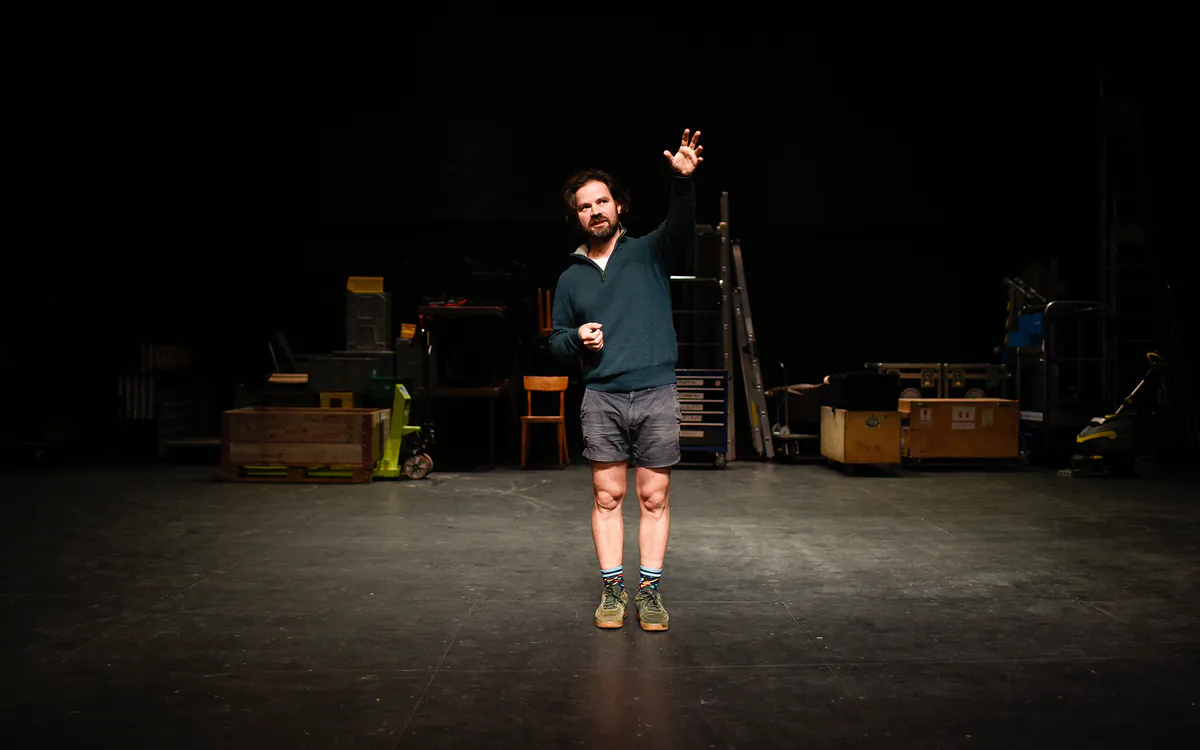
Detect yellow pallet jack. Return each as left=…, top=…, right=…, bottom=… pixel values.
left=373, top=384, right=434, bottom=480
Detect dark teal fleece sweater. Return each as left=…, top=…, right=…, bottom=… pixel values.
left=548, top=175, right=695, bottom=392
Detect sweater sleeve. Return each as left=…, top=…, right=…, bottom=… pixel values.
left=547, top=282, right=583, bottom=362
left=650, top=175, right=697, bottom=273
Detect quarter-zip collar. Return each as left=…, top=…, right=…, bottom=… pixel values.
left=570, top=224, right=627, bottom=281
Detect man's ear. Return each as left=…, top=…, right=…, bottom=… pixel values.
left=616, top=203, right=623, bottom=215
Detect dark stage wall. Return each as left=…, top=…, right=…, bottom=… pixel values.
left=6, top=51, right=1194, bottom=458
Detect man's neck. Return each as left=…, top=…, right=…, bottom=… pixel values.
left=587, top=228, right=621, bottom=259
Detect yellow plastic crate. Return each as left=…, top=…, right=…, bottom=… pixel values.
left=347, top=276, right=384, bottom=293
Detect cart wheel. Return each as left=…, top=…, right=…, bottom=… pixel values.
left=1133, top=454, right=1160, bottom=479
left=714, top=453, right=727, bottom=469
left=403, top=453, right=434, bottom=480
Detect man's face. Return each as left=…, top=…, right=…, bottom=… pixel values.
left=574, top=180, right=622, bottom=242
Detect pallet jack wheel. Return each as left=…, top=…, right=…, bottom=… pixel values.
left=1133, top=454, right=1160, bottom=479
left=403, top=453, right=434, bottom=480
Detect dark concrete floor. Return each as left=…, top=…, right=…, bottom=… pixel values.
left=3, top=460, right=1199, bottom=748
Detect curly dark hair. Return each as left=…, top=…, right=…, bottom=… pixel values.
left=561, top=168, right=630, bottom=224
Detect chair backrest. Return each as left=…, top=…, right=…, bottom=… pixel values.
left=535, top=288, right=553, bottom=335
left=524, top=376, right=568, bottom=392
left=524, top=376, right=568, bottom=418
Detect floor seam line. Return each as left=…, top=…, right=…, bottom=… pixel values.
left=392, top=584, right=486, bottom=747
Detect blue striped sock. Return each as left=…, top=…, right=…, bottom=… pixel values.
left=601, top=565, right=624, bottom=589
left=639, top=565, right=662, bottom=590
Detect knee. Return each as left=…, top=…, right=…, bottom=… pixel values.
left=594, top=488, right=624, bottom=512
left=639, top=488, right=668, bottom=514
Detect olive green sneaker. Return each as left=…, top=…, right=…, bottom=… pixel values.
left=635, top=585, right=669, bottom=631
left=594, top=583, right=628, bottom=629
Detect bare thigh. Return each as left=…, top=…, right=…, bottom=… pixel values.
left=635, top=466, right=671, bottom=509
left=591, top=460, right=628, bottom=508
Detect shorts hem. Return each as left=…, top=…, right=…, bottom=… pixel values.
left=634, top=454, right=680, bottom=469
left=583, top=451, right=630, bottom=465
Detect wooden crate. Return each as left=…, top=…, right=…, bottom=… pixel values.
left=898, top=398, right=1019, bottom=459
left=221, top=406, right=390, bottom=482
left=820, top=407, right=901, bottom=465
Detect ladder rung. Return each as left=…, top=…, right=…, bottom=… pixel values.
left=731, top=242, right=774, bottom=460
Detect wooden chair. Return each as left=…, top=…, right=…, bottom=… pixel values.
left=521, top=375, right=569, bottom=468
left=535, top=288, right=553, bottom=337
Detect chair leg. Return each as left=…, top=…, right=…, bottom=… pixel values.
left=560, top=424, right=569, bottom=466
left=556, top=424, right=563, bottom=466
left=521, top=423, right=528, bottom=469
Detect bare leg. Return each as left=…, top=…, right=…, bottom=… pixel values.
left=591, top=461, right=627, bottom=570
left=635, top=466, right=671, bottom=570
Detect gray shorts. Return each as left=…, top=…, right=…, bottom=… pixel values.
left=580, top=383, right=681, bottom=468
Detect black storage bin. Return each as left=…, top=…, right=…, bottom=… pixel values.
left=308, top=355, right=392, bottom=395
left=394, top=338, right=425, bottom=389
left=332, top=350, right=395, bottom=377
left=820, top=370, right=900, bottom=411
left=346, top=292, right=392, bottom=350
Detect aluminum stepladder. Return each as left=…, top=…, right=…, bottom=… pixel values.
left=717, top=192, right=736, bottom=461
left=731, top=240, right=774, bottom=459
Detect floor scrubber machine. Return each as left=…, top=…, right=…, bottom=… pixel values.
left=1070, top=352, right=1173, bottom=478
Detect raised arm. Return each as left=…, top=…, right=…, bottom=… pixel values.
left=652, top=128, right=703, bottom=272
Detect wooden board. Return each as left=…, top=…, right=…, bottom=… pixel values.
left=221, top=407, right=389, bottom=482
left=899, top=398, right=1019, bottom=459
left=820, top=407, right=901, bottom=465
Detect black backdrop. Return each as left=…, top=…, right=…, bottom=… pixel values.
left=6, top=42, right=1194, bottom=465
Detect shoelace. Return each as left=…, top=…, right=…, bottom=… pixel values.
left=601, top=585, right=624, bottom=610
left=638, top=587, right=663, bottom=612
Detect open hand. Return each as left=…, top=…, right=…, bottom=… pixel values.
left=579, top=322, right=604, bottom=351
left=663, top=128, right=704, bottom=176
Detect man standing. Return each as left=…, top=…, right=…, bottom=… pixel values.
left=548, top=129, right=704, bottom=631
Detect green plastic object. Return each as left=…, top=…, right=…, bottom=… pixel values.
left=373, top=384, right=432, bottom=479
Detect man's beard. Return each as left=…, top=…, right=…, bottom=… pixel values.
left=587, top=217, right=617, bottom=242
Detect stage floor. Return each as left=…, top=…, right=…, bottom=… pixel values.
left=4, top=460, right=1198, bottom=747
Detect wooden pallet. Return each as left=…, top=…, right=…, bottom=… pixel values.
left=221, top=406, right=389, bottom=483
left=227, top=464, right=375, bottom=483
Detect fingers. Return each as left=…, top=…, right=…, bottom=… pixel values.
left=580, top=322, right=604, bottom=349
left=671, top=129, right=703, bottom=167
left=581, top=322, right=604, bottom=350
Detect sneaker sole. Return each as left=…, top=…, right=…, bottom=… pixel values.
left=596, top=604, right=626, bottom=629
left=636, top=611, right=668, bottom=631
